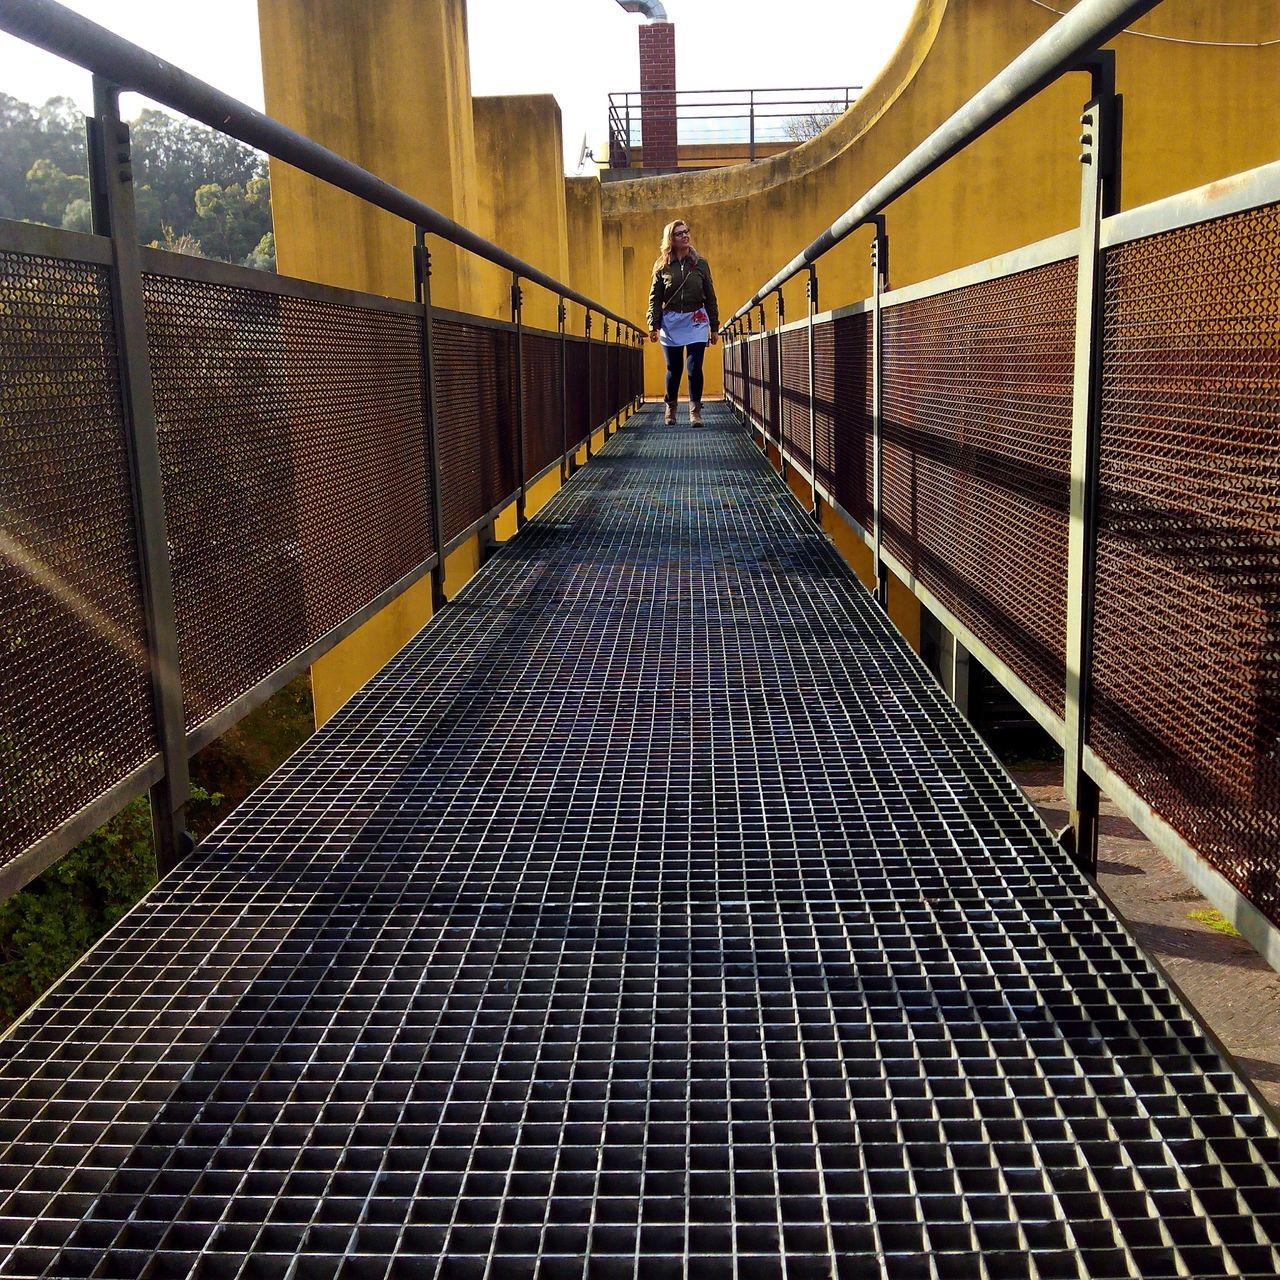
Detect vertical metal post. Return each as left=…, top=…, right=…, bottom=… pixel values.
left=414, top=231, right=448, bottom=610
left=774, top=290, right=787, bottom=480
left=749, top=89, right=756, bottom=162
left=584, top=310, right=594, bottom=460
left=603, top=318, right=613, bottom=437
left=1063, top=57, right=1118, bottom=877
left=951, top=636, right=971, bottom=719
left=558, top=300, right=569, bottom=481
left=757, top=304, right=767, bottom=453
left=88, top=78, right=190, bottom=876
left=871, top=217, right=890, bottom=608
left=511, top=272, right=527, bottom=527
left=806, top=265, right=819, bottom=520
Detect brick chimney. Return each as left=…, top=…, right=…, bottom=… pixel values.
left=638, top=22, right=676, bottom=170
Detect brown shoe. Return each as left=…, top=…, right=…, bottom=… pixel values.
left=664, top=401, right=676, bottom=425
left=690, top=402, right=703, bottom=426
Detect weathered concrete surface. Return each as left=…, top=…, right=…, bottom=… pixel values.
left=1012, top=765, right=1280, bottom=1113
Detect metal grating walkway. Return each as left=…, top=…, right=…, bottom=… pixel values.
left=2, top=405, right=1279, bottom=1280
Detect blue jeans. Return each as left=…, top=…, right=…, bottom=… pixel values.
left=662, top=342, right=706, bottom=405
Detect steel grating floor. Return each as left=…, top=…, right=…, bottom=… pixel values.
left=2, top=403, right=1279, bottom=1280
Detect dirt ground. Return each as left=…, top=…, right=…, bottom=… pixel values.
left=1010, top=765, right=1280, bottom=1114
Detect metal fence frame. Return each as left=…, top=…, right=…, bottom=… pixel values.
left=725, top=156, right=1280, bottom=972
left=0, top=2, right=647, bottom=900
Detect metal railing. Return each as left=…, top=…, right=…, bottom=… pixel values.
left=606, top=86, right=859, bottom=171
left=0, top=0, right=645, bottom=900
left=723, top=0, right=1280, bottom=969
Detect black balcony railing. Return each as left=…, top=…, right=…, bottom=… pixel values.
left=605, top=86, right=859, bottom=172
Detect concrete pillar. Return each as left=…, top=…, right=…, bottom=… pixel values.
left=473, top=95, right=570, bottom=332
left=564, top=177, right=607, bottom=332
left=603, top=221, right=626, bottom=319
left=258, top=0, right=486, bottom=724
left=259, top=0, right=484, bottom=312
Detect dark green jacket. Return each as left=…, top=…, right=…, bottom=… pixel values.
left=647, top=254, right=719, bottom=332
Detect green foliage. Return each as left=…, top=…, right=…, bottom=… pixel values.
left=1188, top=908, right=1243, bottom=939
left=0, top=675, right=315, bottom=1030
left=193, top=175, right=272, bottom=265
left=23, top=156, right=88, bottom=227
left=0, top=92, right=274, bottom=269
left=189, top=673, right=313, bottom=838
left=0, top=786, right=220, bottom=1027
left=244, top=231, right=276, bottom=273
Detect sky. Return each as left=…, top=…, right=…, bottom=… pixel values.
left=0, top=0, right=917, bottom=171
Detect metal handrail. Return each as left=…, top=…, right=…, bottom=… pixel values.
left=608, top=87, right=858, bottom=103
left=607, top=85, right=858, bottom=170
left=0, top=0, right=644, bottom=335
left=727, top=0, right=1163, bottom=324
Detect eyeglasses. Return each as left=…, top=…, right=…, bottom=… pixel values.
left=673, top=228, right=690, bottom=236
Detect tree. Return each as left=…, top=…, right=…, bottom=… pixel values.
left=0, top=92, right=85, bottom=222
left=1, top=93, right=275, bottom=268
left=783, top=103, right=844, bottom=143
left=130, top=108, right=269, bottom=245
left=193, top=175, right=273, bottom=264
left=24, top=156, right=88, bottom=227
left=243, top=231, right=276, bottom=272
left=0, top=786, right=220, bottom=1025
left=61, top=197, right=93, bottom=234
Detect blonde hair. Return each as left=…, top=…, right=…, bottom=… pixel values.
left=653, top=219, right=699, bottom=273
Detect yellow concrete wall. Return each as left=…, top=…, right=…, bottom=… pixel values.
left=602, top=222, right=626, bottom=319
left=260, top=0, right=486, bottom=311
left=605, top=0, right=1280, bottom=402
left=473, top=95, right=570, bottom=332
left=259, top=3, right=631, bottom=722
left=564, top=177, right=607, bottom=338
left=621, top=245, right=637, bottom=333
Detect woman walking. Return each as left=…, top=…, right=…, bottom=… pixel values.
left=647, top=218, right=719, bottom=426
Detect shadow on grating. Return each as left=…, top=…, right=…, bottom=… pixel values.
left=0, top=405, right=1278, bottom=1280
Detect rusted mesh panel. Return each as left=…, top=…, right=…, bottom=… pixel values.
left=589, top=341, right=609, bottom=431
left=724, top=342, right=739, bottom=406
left=434, top=317, right=519, bottom=543
left=881, top=260, right=1076, bottom=711
left=521, top=331, right=563, bottom=480
left=566, top=340, right=590, bottom=447
left=747, top=340, right=757, bottom=435
left=606, top=343, right=621, bottom=418
left=766, top=332, right=782, bottom=444
left=780, top=328, right=810, bottom=470
left=0, top=250, right=156, bottom=871
left=1092, top=205, right=1280, bottom=920
left=144, top=272, right=430, bottom=730
left=829, top=312, right=874, bottom=530
left=742, top=335, right=757, bottom=424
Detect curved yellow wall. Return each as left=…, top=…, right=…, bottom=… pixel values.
left=605, top=0, right=1280, bottom=400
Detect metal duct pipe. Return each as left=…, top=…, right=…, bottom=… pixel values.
left=0, top=0, right=644, bottom=333
left=616, top=0, right=669, bottom=20
left=729, top=0, right=1163, bottom=323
